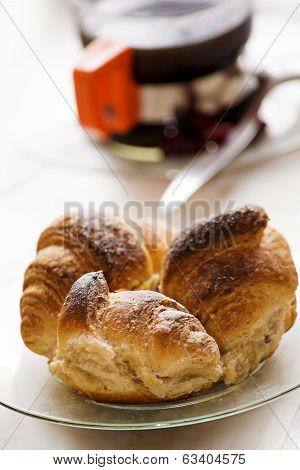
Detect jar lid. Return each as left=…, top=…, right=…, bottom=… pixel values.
left=72, top=0, right=253, bottom=82
left=72, top=0, right=252, bottom=49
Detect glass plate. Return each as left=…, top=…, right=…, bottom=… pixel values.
left=0, top=285, right=300, bottom=430
left=1, top=282, right=300, bottom=430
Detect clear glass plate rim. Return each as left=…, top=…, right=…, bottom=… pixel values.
left=1, top=383, right=299, bottom=431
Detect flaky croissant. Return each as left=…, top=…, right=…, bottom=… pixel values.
left=50, top=271, right=222, bottom=403
left=21, top=213, right=169, bottom=359
left=161, top=205, right=298, bottom=385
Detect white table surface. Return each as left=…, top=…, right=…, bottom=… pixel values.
left=0, top=0, right=300, bottom=450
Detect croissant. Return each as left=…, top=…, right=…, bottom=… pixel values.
left=50, top=271, right=222, bottom=403
left=161, top=205, right=298, bottom=385
left=21, top=213, right=169, bottom=359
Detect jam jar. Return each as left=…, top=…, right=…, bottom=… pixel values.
left=71, top=0, right=255, bottom=160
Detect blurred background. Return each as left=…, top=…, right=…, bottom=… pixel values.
left=0, top=0, right=300, bottom=289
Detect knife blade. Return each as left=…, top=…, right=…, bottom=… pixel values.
left=160, top=117, right=261, bottom=209
left=160, top=72, right=300, bottom=211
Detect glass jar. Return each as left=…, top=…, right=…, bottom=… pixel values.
left=71, top=0, right=254, bottom=160
left=71, top=0, right=252, bottom=83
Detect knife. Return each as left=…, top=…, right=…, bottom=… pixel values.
left=160, top=73, right=300, bottom=211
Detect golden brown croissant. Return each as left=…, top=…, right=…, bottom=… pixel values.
left=21, top=213, right=169, bottom=359
left=50, top=271, right=222, bottom=403
left=161, top=205, right=298, bottom=384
